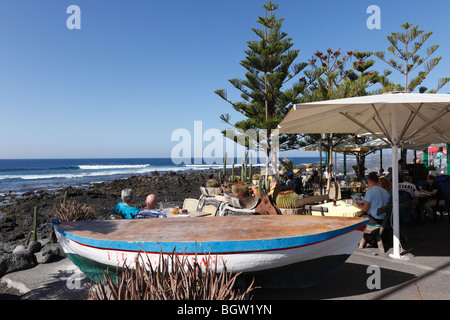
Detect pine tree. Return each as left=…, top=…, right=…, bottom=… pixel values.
left=300, top=49, right=381, bottom=183
left=374, top=22, right=449, bottom=93
left=215, top=1, right=308, bottom=181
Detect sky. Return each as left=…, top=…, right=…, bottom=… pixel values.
left=0, top=0, right=449, bottom=160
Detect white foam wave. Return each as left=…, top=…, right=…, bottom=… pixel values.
left=0, top=167, right=157, bottom=181
left=0, top=162, right=263, bottom=182
left=78, top=164, right=150, bottom=170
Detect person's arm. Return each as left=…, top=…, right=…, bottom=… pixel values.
left=355, top=200, right=371, bottom=213
left=420, top=186, right=438, bottom=196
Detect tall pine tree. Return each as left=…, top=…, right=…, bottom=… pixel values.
left=300, top=49, right=382, bottom=183
left=215, top=1, right=308, bottom=182
left=375, top=22, right=449, bottom=93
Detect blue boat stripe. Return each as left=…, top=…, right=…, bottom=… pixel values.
left=53, top=220, right=367, bottom=254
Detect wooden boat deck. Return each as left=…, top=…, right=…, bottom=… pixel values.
left=55, top=215, right=367, bottom=243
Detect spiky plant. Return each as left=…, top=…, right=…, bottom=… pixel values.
left=54, top=200, right=96, bottom=222
left=205, top=179, right=221, bottom=188
left=87, top=252, right=256, bottom=300
left=275, top=190, right=298, bottom=209
left=231, top=181, right=249, bottom=195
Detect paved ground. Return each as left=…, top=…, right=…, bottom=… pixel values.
left=255, top=217, right=450, bottom=300
left=1, top=216, right=449, bottom=300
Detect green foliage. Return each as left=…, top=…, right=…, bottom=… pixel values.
left=374, top=22, right=448, bottom=93
left=280, top=157, right=293, bottom=172
left=88, top=252, right=255, bottom=300
left=215, top=1, right=307, bottom=152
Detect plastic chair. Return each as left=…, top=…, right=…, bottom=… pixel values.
left=305, top=205, right=329, bottom=216
left=328, top=182, right=341, bottom=200
left=201, top=205, right=217, bottom=216
left=431, top=196, right=450, bottom=221
left=183, top=198, right=199, bottom=212
left=359, top=204, right=392, bottom=254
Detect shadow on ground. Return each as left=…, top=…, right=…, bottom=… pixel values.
left=252, top=262, right=416, bottom=300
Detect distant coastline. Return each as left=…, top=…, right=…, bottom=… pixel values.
left=0, top=154, right=399, bottom=198
left=0, top=157, right=320, bottom=195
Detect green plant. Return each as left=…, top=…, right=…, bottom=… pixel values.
left=26, top=207, right=38, bottom=245
left=231, top=181, right=249, bottom=195
left=205, top=179, right=221, bottom=188
left=87, top=252, right=256, bottom=300
left=280, top=158, right=294, bottom=172
left=275, top=190, right=298, bottom=209
left=54, top=200, right=96, bottom=222
left=215, top=1, right=309, bottom=182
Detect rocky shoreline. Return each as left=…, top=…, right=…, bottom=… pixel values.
left=0, top=164, right=319, bottom=290
left=0, top=169, right=228, bottom=279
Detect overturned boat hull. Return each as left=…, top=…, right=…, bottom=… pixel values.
left=53, top=215, right=367, bottom=288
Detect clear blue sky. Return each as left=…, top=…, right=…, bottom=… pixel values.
left=1, top=0, right=449, bottom=159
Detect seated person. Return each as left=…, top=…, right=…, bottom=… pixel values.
left=386, top=167, right=392, bottom=181
left=113, top=188, right=140, bottom=219
left=413, top=158, right=428, bottom=184
left=283, top=171, right=294, bottom=190
left=419, top=175, right=445, bottom=219
left=137, top=194, right=167, bottom=218
left=355, top=172, right=390, bottom=224
left=398, top=175, right=419, bottom=199
left=305, top=170, right=319, bottom=187
left=378, top=176, right=392, bottom=202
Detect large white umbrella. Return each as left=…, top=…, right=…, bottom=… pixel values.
left=278, top=92, right=450, bottom=259
left=362, top=138, right=431, bottom=170
left=303, top=141, right=370, bottom=153
left=362, top=138, right=430, bottom=151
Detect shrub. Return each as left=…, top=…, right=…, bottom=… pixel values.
left=88, top=251, right=256, bottom=300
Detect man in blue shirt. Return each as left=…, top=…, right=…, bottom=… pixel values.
left=113, top=188, right=140, bottom=219
left=355, top=172, right=390, bottom=224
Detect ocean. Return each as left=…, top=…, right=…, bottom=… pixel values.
left=0, top=157, right=323, bottom=196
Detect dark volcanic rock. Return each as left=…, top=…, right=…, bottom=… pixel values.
left=0, top=169, right=252, bottom=279
left=0, top=170, right=222, bottom=250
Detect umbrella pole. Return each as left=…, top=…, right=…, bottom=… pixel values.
left=343, top=153, right=347, bottom=177
left=379, top=149, right=383, bottom=170
left=390, top=107, right=402, bottom=260
left=447, top=143, right=449, bottom=175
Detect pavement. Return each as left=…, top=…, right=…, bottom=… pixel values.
left=1, top=216, right=449, bottom=300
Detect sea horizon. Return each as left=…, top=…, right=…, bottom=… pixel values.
left=0, top=156, right=322, bottom=196
left=0, top=154, right=397, bottom=196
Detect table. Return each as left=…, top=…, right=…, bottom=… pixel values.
left=165, top=209, right=211, bottom=218
left=417, top=192, right=431, bottom=198
left=310, top=200, right=363, bottom=217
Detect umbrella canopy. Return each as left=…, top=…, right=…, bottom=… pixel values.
left=278, top=92, right=450, bottom=259
left=279, top=92, right=450, bottom=143
left=362, top=138, right=430, bottom=151
left=303, top=142, right=370, bottom=153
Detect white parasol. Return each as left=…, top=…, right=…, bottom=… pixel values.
left=278, top=92, right=450, bottom=259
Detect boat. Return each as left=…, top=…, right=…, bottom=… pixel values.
left=53, top=215, right=368, bottom=288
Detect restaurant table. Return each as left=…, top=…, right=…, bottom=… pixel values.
left=417, top=192, right=431, bottom=198
left=310, top=200, right=363, bottom=217
left=166, top=210, right=211, bottom=218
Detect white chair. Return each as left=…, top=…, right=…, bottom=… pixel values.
left=201, top=205, right=217, bottom=216
left=182, top=198, right=199, bottom=212
left=328, top=182, right=341, bottom=200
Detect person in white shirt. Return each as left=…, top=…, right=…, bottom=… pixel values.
left=137, top=194, right=167, bottom=218
left=398, top=175, right=419, bottom=199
